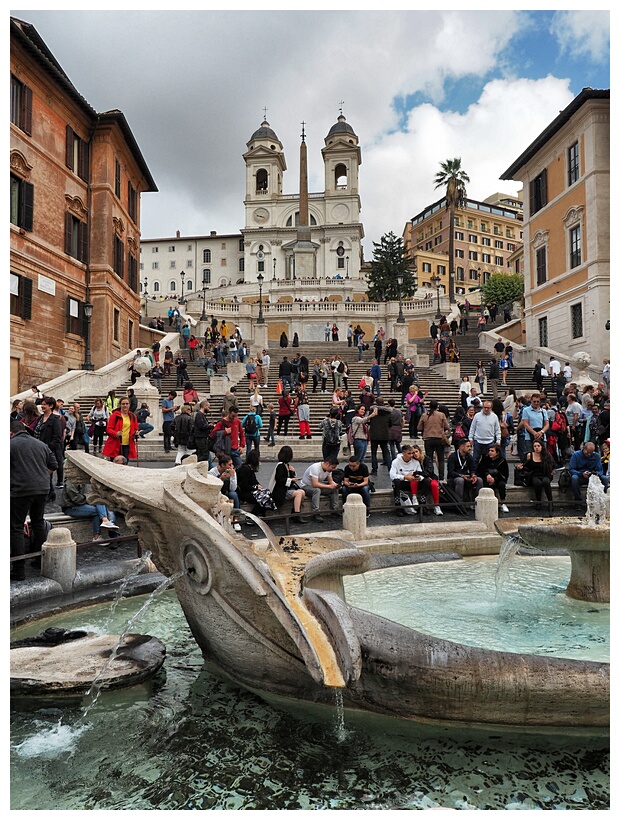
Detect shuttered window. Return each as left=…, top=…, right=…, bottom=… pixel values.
left=529, top=169, right=547, bottom=215
left=114, top=235, right=125, bottom=279
left=64, top=212, right=88, bottom=262
left=10, top=75, right=32, bottom=135
left=10, top=175, right=34, bottom=231
left=65, top=125, right=90, bottom=182
left=10, top=273, right=33, bottom=320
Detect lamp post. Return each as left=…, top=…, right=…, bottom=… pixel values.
left=272, top=257, right=277, bottom=281
left=81, top=300, right=94, bottom=370
left=345, top=255, right=349, bottom=279
left=143, top=277, right=148, bottom=319
left=200, top=271, right=209, bottom=321
left=257, top=272, right=265, bottom=324
left=179, top=270, right=186, bottom=305
left=396, top=273, right=405, bottom=323
left=432, top=275, right=442, bottom=319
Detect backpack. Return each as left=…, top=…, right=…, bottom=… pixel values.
left=244, top=414, right=257, bottom=436
left=551, top=411, right=568, bottom=434
left=325, top=420, right=340, bottom=446
left=558, top=469, right=571, bottom=493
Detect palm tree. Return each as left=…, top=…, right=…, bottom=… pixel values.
left=434, top=158, right=470, bottom=305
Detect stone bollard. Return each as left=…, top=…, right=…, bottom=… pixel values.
left=41, top=527, right=77, bottom=593
left=475, top=487, right=498, bottom=531
left=343, top=493, right=367, bottom=540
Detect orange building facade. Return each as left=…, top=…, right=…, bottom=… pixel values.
left=10, top=17, right=157, bottom=394
left=501, top=88, right=609, bottom=365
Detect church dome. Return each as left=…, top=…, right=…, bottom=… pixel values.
left=326, top=114, right=357, bottom=138
left=249, top=119, right=280, bottom=143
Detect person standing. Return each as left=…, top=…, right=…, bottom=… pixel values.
left=468, top=399, right=501, bottom=467
left=459, top=375, right=472, bottom=410
left=370, top=359, right=382, bottom=397
left=387, top=399, right=403, bottom=462
left=193, top=400, right=213, bottom=464
left=324, top=322, right=332, bottom=342
left=346, top=324, right=354, bottom=347
left=10, top=420, right=58, bottom=581
left=367, top=397, right=392, bottom=475
left=417, top=399, right=451, bottom=480
left=261, top=350, right=271, bottom=387
left=320, top=408, right=343, bottom=461
left=161, top=391, right=179, bottom=454
left=210, top=406, right=245, bottom=469
left=32, top=396, right=64, bottom=496
left=349, top=404, right=370, bottom=464
left=487, top=358, right=501, bottom=399
left=102, top=397, right=140, bottom=462
left=87, top=398, right=109, bottom=454
left=276, top=390, right=294, bottom=437
left=294, top=385, right=312, bottom=440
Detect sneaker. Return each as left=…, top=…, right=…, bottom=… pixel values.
left=291, top=515, right=310, bottom=525
left=100, top=520, right=120, bottom=529
left=56, top=483, right=64, bottom=489
left=313, top=514, right=324, bottom=523
left=500, top=504, right=509, bottom=513
left=92, top=534, right=102, bottom=541
left=434, top=506, right=443, bottom=516
left=410, top=497, right=419, bottom=507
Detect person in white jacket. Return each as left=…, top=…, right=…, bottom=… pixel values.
left=389, top=444, right=424, bottom=513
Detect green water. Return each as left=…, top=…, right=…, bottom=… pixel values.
left=10, top=580, right=609, bottom=810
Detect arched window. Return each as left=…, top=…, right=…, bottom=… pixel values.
left=153, top=281, right=160, bottom=292
left=169, top=280, right=177, bottom=292
left=286, top=212, right=317, bottom=227
left=186, top=280, right=193, bottom=291
left=203, top=269, right=211, bottom=285
left=256, top=168, right=268, bottom=192
left=334, top=163, right=348, bottom=189
left=203, top=249, right=211, bottom=263
left=219, top=277, right=228, bottom=287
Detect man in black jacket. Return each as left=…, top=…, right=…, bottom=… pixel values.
left=487, top=358, right=501, bottom=399
left=10, top=421, right=58, bottom=581
left=367, top=397, right=392, bottom=475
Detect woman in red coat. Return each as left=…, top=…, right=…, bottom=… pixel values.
left=102, top=397, right=139, bottom=461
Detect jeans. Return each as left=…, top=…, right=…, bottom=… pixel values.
left=353, top=439, right=368, bottom=464
left=231, top=448, right=242, bottom=469
left=342, top=485, right=371, bottom=508
left=388, top=439, right=402, bottom=461
left=225, top=490, right=240, bottom=508
left=62, top=503, right=117, bottom=534
left=471, top=440, right=493, bottom=469
left=571, top=473, right=609, bottom=500
left=139, top=422, right=154, bottom=437
left=358, top=346, right=364, bottom=361
left=246, top=435, right=260, bottom=458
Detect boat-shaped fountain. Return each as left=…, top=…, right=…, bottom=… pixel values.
left=50, top=452, right=608, bottom=735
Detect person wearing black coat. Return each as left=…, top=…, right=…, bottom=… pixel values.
left=477, top=444, right=510, bottom=512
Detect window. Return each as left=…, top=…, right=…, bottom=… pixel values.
left=64, top=213, right=88, bottom=262
left=482, top=237, right=491, bottom=246
left=483, top=271, right=491, bottom=284
left=467, top=220, right=475, bottom=230
left=239, top=239, right=244, bottom=251
left=187, top=244, right=192, bottom=251
left=455, top=249, right=464, bottom=259
left=66, top=126, right=89, bottom=182
left=258, top=260, right=265, bottom=272
left=114, top=235, right=125, bottom=279
left=221, top=259, right=227, bottom=267
left=286, top=212, right=317, bottom=226
left=10, top=75, right=32, bottom=134
left=434, top=235, right=442, bottom=245
left=530, top=169, right=547, bottom=215
left=437, top=265, right=446, bottom=275
left=10, top=272, right=33, bottom=320
left=456, top=266, right=464, bottom=281
left=495, top=240, right=503, bottom=249
left=538, top=317, right=548, bottom=347
left=128, top=320, right=134, bottom=349
left=152, top=246, right=158, bottom=253
left=170, top=261, right=176, bottom=269
left=10, top=174, right=34, bottom=231
left=203, top=249, right=211, bottom=263
left=469, top=269, right=478, bottom=280
left=469, top=251, right=478, bottom=261
left=425, top=241, right=432, bottom=250
left=221, top=243, right=226, bottom=251
left=455, top=231, right=464, bottom=241
left=115, top=159, right=121, bottom=197
left=140, top=262, right=144, bottom=270
left=569, top=225, right=581, bottom=268
left=187, top=260, right=193, bottom=268
left=571, top=303, right=584, bottom=339
left=422, top=262, right=431, bottom=273
left=203, top=269, right=211, bottom=284
left=468, top=234, right=478, bottom=243
left=66, top=297, right=87, bottom=336
left=506, top=229, right=513, bottom=238
left=480, top=222, right=488, bottom=233
left=334, top=163, right=348, bottom=188
left=495, top=256, right=504, bottom=266
left=568, top=142, right=580, bottom=186
left=507, top=243, right=516, bottom=252
left=152, top=262, right=159, bottom=270
left=337, top=257, right=345, bottom=269
left=128, top=182, right=138, bottom=222
left=536, top=246, right=547, bottom=286
left=170, top=281, right=177, bottom=292
left=168, top=245, right=175, bottom=252
left=128, top=254, right=138, bottom=292
left=186, top=280, right=193, bottom=291
left=256, top=168, right=268, bottom=192
left=239, top=257, right=245, bottom=272
left=153, top=281, right=160, bottom=292
left=482, top=253, right=491, bottom=264
left=113, top=308, right=119, bottom=342
left=493, top=226, right=502, bottom=236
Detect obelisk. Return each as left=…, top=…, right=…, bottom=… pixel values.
left=293, top=122, right=316, bottom=279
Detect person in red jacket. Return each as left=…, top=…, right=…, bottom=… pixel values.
left=102, top=397, right=139, bottom=461
left=209, top=406, right=245, bottom=468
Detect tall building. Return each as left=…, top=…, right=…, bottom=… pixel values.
left=403, top=194, right=523, bottom=300
left=10, top=17, right=157, bottom=393
left=501, top=88, right=610, bottom=363
left=140, top=113, right=365, bottom=304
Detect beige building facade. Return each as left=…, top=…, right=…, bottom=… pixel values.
left=501, top=88, right=610, bottom=365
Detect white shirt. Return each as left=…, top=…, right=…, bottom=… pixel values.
left=549, top=359, right=561, bottom=376
left=389, top=455, right=423, bottom=481
left=459, top=381, right=472, bottom=396
left=209, top=465, right=237, bottom=492
left=563, top=365, right=573, bottom=378
left=262, top=353, right=270, bottom=368
left=300, top=462, right=332, bottom=489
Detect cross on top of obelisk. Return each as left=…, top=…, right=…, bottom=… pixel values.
left=301, top=121, right=306, bottom=143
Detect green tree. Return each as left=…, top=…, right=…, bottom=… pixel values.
left=367, top=231, right=416, bottom=302
left=482, top=271, right=524, bottom=306
left=434, top=158, right=470, bottom=305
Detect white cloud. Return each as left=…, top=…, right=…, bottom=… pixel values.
left=550, top=10, right=610, bottom=62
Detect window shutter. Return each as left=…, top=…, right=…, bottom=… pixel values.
left=79, top=220, right=89, bottom=264
left=65, top=296, right=72, bottom=333
left=529, top=181, right=535, bottom=216
left=21, top=276, right=33, bottom=320
left=79, top=140, right=90, bottom=182
left=65, top=212, right=73, bottom=255
left=540, top=169, right=547, bottom=208
left=66, top=125, right=74, bottom=170
left=21, top=85, right=33, bottom=136
left=23, top=181, right=34, bottom=232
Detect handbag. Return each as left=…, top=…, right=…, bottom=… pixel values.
left=252, top=487, right=277, bottom=510
left=514, top=465, right=531, bottom=486
left=87, top=423, right=96, bottom=437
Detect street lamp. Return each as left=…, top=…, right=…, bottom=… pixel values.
left=257, top=272, right=265, bottom=324
left=345, top=255, right=349, bottom=279
left=200, top=271, right=209, bottom=321
left=179, top=270, right=186, bottom=305
left=396, top=273, right=405, bottom=323
left=143, top=276, right=149, bottom=319
left=81, top=300, right=94, bottom=370
left=432, top=275, right=442, bottom=319
left=272, top=257, right=277, bottom=281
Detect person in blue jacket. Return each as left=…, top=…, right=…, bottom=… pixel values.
left=568, top=441, right=608, bottom=500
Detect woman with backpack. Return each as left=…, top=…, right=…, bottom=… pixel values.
left=241, top=408, right=262, bottom=458
left=320, top=408, right=343, bottom=461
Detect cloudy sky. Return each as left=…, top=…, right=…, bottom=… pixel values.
left=12, top=6, right=610, bottom=259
